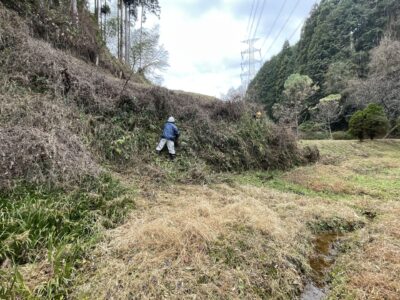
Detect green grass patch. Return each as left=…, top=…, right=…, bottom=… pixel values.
left=0, top=174, right=135, bottom=299
left=348, top=174, right=400, bottom=200
left=327, top=265, right=356, bottom=300
left=233, top=171, right=352, bottom=200
left=307, top=217, right=365, bottom=233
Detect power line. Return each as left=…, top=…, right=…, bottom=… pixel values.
left=251, top=0, right=268, bottom=40
left=262, top=0, right=301, bottom=61
left=287, top=18, right=305, bottom=44
left=260, top=0, right=288, bottom=50
left=246, top=0, right=256, bottom=35
left=248, top=0, right=260, bottom=40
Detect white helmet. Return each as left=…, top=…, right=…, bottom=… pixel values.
left=167, top=116, right=175, bottom=123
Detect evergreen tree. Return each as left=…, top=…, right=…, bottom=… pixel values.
left=349, top=104, right=389, bottom=141
left=248, top=0, right=400, bottom=117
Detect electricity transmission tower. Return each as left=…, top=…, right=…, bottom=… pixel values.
left=241, top=38, right=261, bottom=93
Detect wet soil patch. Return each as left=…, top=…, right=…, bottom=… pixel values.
left=301, top=232, right=343, bottom=300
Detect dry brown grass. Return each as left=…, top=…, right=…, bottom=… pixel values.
left=329, top=202, right=400, bottom=300
left=0, top=126, right=99, bottom=189
left=73, top=183, right=364, bottom=299
left=0, top=73, right=101, bottom=189
left=70, top=140, right=400, bottom=299
left=299, top=140, right=400, bottom=300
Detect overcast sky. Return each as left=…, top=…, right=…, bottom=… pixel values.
left=144, top=0, right=318, bottom=97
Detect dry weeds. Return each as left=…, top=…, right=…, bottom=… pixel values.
left=71, top=140, right=400, bottom=299
left=0, top=84, right=100, bottom=189
left=73, top=183, right=364, bottom=299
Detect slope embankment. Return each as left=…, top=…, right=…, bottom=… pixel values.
left=0, top=2, right=316, bottom=190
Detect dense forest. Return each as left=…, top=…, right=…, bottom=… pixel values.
left=248, top=0, right=400, bottom=135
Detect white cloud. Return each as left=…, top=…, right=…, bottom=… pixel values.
left=151, top=4, right=246, bottom=97
left=143, top=0, right=317, bottom=97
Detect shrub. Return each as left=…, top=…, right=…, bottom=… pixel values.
left=363, top=104, right=390, bottom=139
left=299, top=121, right=330, bottom=140
left=349, top=104, right=389, bottom=141
left=349, top=110, right=366, bottom=140
left=332, top=131, right=353, bottom=140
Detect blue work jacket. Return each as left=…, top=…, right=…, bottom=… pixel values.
left=162, top=122, right=180, bottom=141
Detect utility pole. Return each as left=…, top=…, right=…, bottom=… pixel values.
left=241, top=38, right=261, bottom=95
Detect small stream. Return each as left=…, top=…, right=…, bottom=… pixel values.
left=300, top=232, right=343, bottom=300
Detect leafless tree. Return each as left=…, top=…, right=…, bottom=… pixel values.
left=349, top=37, right=400, bottom=135
left=129, top=25, right=169, bottom=84
left=221, top=87, right=243, bottom=102
left=312, top=94, right=342, bottom=139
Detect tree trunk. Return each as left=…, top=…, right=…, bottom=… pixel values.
left=117, top=0, right=120, bottom=60
left=124, top=3, right=129, bottom=64
left=71, top=0, right=78, bottom=25
left=104, top=12, right=107, bottom=43
left=119, top=0, right=124, bottom=62
left=95, top=0, right=99, bottom=21
left=384, top=124, right=399, bottom=139
left=139, top=4, right=145, bottom=70
left=99, top=0, right=103, bottom=37
left=127, top=5, right=132, bottom=66
left=328, top=118, right=333, bottom=139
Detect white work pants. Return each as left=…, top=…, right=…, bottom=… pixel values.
left=156, top=139, right=176, bottom=154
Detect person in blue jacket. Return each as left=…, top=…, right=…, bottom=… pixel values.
left=156, top=116, right=180, bottom=160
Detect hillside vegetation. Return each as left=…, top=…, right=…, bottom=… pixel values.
left=248, top=0, right=400, bottom=123
left=0, top=2, right=318, bottom=298
left=0, top=2, right=316, bottom=190
left=1, top=1, right=399, bottom=299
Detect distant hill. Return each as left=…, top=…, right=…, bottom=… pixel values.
left=248, top=0, right=400, bottom=117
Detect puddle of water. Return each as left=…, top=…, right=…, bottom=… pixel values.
left=300, top=283, right=326, bottom=300
left=300, top=232, right=343, bottom=300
